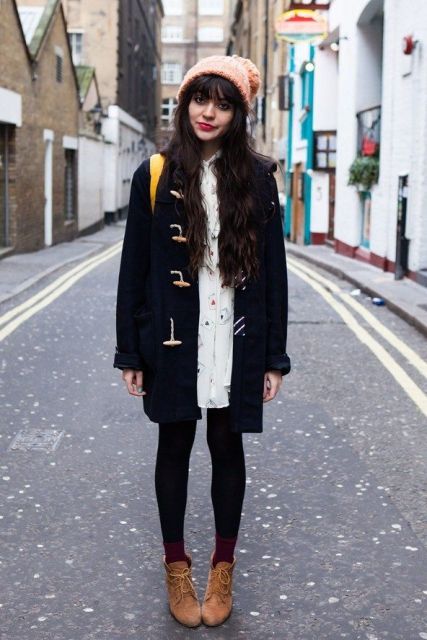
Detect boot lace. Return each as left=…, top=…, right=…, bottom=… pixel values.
left=207, top=566, right=232, bottom=603
left=167, top=567, right=197, bottom=603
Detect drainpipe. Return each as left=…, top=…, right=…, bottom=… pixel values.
left=262, top=0, right=269, bottom=142
left=285, top=45, right=295, bottom=237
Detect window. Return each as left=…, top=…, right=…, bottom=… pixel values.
left=313, top=131, right=337, bottom=170
left=55, top=47, right=63, bottom=83
left=357, top=106, right=381, bottom=157
left=198, top=0, right=224, bottom=15
left=162, top=25, right=184, bottom=42
left=161, top=63, right=182, bottom=84
left=68, top=31, right=83, bottom=65
left=161, top=98, right=177, bottom=125
left=289, top=1, right=330, bottom=8
left=163, top=0, right=183, bottom=15
left=64, top=149, right=76, bottom=220
left=197, top=27, right=224, bottom=42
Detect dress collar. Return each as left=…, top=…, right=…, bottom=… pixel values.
left=201, top=148, right=222, bottom=168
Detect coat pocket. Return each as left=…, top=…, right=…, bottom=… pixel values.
left=134, top=309, right=156, bottom=371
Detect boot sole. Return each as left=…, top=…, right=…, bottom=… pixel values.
left=202, top=610, right=232, bottom=626
left=169, top=608, right=202, bottom=628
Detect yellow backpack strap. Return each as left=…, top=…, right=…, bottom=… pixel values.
left=149, top=153, right=165, bottom=213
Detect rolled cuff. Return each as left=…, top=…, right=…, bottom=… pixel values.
left=266, top=353, right=291, bottom=376
left=113, top=350, right=144, bottom=371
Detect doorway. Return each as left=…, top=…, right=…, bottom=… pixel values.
left=291, top=163, right=305, bottom=245
left=0, top=124, right=10, bottom=247
left=395, top=175, right=409, bottom=280
left=44, top=130, right=54, bottom=246
left=327, top=172, right=336, bottom=243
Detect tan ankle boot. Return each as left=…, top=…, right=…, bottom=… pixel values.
left=201, top=552, right=236, bottom=626
left=163, top=554, right=202, bottom=628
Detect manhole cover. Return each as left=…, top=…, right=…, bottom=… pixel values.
left=8, top=428, right=65, bottom=452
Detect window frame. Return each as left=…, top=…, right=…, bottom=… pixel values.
left=162, top=0, right=183, bottom=16
left=198, top=0, right=224, bottom=15
left=161, top=25, right=184, bottom=42
left=197, top=26, right=224, bottom=42
left=68, top=30, right=84, bottom=66
left=161, top=62, right=183, bottom=85
left=313, top=130, right=337, bottom=172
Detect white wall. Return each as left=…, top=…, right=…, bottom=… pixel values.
left=78, top=135, right=104, bottom=231
left=372, top=0, right=427, bottom=270
left=310, top=172, right=330, bottom=233
left=328, top=0, right=385, bottom=247
left=313, top=48, right=338, bottom=131
left=102, top=105, right=155, bottom=215
left=356, top=15, right=383, bottom=112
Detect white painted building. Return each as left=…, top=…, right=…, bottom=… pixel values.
left=312, top=0, right=427, bottom=284
left=102, top=106, right=155, bottom=223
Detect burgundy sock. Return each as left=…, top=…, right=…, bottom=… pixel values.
left=163, top=540, right=188, bottom=565
left=212, top=532, right=238, bottom=566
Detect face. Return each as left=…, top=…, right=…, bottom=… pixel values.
left=188, top=92, right=235, bottom=149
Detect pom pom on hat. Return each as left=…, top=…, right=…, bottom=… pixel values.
left=176, top=55, right=261, bottom=109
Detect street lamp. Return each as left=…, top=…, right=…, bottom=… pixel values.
left=89, top=102, right=105, bottom=135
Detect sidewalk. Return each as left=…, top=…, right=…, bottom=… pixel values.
left=288, top=243, right=427, bottom=337
left=0, top=222, right=126, bottom=305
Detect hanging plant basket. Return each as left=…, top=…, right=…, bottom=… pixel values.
left=348, top=156, right=379, bottom=191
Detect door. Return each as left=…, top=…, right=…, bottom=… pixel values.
left=0, top=124, right=10, bottom=247
left=327, top=171, right=335, bottom=243
left=395, top=175, right=409, bottom=280
left=291, top=163, right=305, bottom=245
left=44, top=132, right=53, bottom=246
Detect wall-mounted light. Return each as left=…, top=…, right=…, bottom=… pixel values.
left=330, top=41, right=339, bottom=52
left=305, top=61, right=315, bottom=72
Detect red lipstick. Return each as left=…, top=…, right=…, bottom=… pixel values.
left=197, top=122, right=216, bottom=131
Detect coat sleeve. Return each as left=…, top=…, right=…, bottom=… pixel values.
left=264, top=169, right=291, bottom=376
left=113, top=160, right=151, bottom=371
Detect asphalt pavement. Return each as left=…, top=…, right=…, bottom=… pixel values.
left=0, top=225, right=426, bottom=639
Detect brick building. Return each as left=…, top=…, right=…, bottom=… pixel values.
left=227, top=0, right=290, bottom=177
left=0, top=0, right=79, bottom=253
left=159, top=0, right=232, bottom=147
left=63, top=0, right=163, bottom=145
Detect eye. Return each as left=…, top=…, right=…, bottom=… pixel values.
left=218, top=102, right=231, bottom=111
left=194, top=94, right=205, bottom=104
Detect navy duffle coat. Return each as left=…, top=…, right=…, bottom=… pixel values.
left=113, top=154, right=291, bottom=433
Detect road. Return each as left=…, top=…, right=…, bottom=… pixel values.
left=0, top=246, right=426, bottom=639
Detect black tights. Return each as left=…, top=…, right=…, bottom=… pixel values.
left=154, top=407, right=246, bottom=543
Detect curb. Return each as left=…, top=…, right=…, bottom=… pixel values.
left=287, top=246, right=427, bottom=339
left=0, top=235, right=124, bottom=307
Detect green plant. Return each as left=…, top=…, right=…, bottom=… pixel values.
left=348, top=156, right=380, bottom=191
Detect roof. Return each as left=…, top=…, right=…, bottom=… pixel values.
left=17, top=6, right=44, bottom=45
left=17, top=0, right=61, bottom=59
left=75, top=65, right=96, bottom=102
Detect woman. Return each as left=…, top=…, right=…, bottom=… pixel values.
left=113, top=55, right=291, bottom=628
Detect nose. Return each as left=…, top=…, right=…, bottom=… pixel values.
left=202, top=101, right=215, bottom=119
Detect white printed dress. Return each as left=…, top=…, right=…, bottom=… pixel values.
left=197, top=153, right=235, bottom=408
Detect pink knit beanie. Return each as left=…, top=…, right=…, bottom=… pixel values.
left=176, top=55, right=261, bottom=110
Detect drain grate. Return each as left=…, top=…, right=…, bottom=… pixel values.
left=8, top=428, right=65, bottom=452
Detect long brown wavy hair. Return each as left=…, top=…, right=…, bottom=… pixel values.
left=160, top=75, right=262, bottom=287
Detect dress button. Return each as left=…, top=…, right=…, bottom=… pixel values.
left=171, top=270, right=191, bottom=287
left=170, top=224, right=187, bottom=243
left=163, top=317, right=182, bottom=346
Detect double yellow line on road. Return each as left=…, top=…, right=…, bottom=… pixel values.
left=0, top=241, right=122, bottom=342
left=1, top=244, right=425, bottom=417
left=288, top=256, right=427, bottom=418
